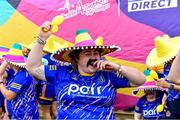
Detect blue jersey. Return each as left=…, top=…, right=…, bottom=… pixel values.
left=5, top=68, right=15, bottom=116
left=45, top=65, right=129, bottom=119
left=7, top=69, right=39, bottom=119
left=162, top=65, right=180, bottom=101
left=135, top=95, right=166, bottom=119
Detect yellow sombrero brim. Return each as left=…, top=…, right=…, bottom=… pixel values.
left=21, top=39, right=72, bottom=54
left=51, top=45, right=120, bottom=63
left=43, top=40, right=71, bottom=53
left=146, top=47, right=179, bottom=67
left=21, top=42, right=34, bottom=50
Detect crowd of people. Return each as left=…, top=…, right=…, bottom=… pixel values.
left=0, top=21, right=179, bottom=119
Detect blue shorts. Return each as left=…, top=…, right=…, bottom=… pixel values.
left=36, top=81, right=56, bottom=105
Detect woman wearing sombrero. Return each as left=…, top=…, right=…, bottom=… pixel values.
left=0, top=43, right=39, bottom=119
left=26, top=21, right=145, bottom=119
left=21, top=38, right=68, bottom=119
left=133, top=80, right=166, bottom=119
left=146, top=35, right=180, bottom=118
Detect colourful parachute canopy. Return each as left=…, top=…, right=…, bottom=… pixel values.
left=1, top=0, right=180, bottom=110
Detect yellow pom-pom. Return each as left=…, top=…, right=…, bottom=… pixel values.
left=150, top=70, right=159, bottom=80
left=51, top=26, right=59, bottom=33
left=52, top=15, right=64, bottom=25
left=156, top=104, right=164, bottom=112
left=95, top=36, right=103, bottom=45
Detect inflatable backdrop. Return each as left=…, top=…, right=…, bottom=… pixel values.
left=0, top=0, right=180, bottom=111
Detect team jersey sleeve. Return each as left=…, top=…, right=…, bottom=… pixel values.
left=6, top=68, right=15, bottom=80
left=109, top=71, right=130, bottom=88
left=135, top=99, right=142, bottom=113
left=8, top=71, right=28, bottom=94
left=44, top=65, right=59, bottom=84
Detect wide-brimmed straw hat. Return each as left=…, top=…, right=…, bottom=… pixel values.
left=0, top=46, right=9, bottom=63
left=3, top=43, right=26, bottom=67
left=51, top=29, right=120, bottom=63
left=21, top=37, right=70, bottom=53
left=132, top=80, right=164, bottom=95
left=146, top=35, right=180, bottom=67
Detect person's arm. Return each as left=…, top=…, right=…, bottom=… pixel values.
left=119, top=65, right=146, bottom=86
left=134, top=112, right=143, bottom=120
left=156, top=79, right=180, bottom=92
left=26, top=21, right=52, bottom=81
left=0, top=79, right=16, bottom=100
left=0, top=61, right=8, bottom=78
left=168, top=51, right=180, bottom=84
left=134, top=99, right=143, bottom=120
left=94, top=60, right=146, bottom=86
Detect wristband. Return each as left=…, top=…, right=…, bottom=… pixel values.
left=36, top=36, right=46, bottom=45
left=169, top=83, right=174, bottom=90
left=116, top=65, right=123, bottom=77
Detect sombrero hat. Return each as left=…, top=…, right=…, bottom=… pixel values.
left=0, top=46, right=9, bottom=63
left=51, top=29, right=120, bottom=63
left=3, top=43, right=26, bottom=67
left=21, top=37, right=70, bottom=53
left=146, top=34, right=180, bottom=67
left=132, top=79, right=164, bottom=95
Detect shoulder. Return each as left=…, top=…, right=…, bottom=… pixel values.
left=138, top=95, right=147, bottom=103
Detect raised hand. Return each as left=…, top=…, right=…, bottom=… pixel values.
left=38, top=21, right=52, bottom=41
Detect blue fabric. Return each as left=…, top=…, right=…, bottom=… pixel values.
left=167, top=99, right=180, bottom=117
left=45, top=65, right=129, bottom=119
left=5, top=68, right=15, bottom=115
left=0, top=92, right=4, bottom=107
left=7, top=69, right=39, bottom=119
left=38, top=81, right=56, bottom=101
left=37, top=54, right=56, bottom=104
left=43, top=53, right=56, bottom=65
left=162, top=65, right=180, bottom=101
left=135, top=95, right=166, bottom=119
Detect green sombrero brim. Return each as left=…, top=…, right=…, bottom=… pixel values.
left=51, top=45, right=120, bottom=64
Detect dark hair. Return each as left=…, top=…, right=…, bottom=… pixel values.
left=69, top=49, right=82, bottom=59
left=69, top=50, right=82, bottom=69
left=69, top=48, right=103, bottom=69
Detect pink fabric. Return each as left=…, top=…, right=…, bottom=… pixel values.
left=142, top=81, right=156, bottom=86
left=3, top=55, right=25, bottom=63
left=114, top=93, right=139, bottom=110
left=17, top=0, right=163, bottom=63
left=75, top=40, right=96, bottom=47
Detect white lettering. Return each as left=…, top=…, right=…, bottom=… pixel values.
left=80, top=86, right=89, bottom=94
left=68, top=84, right=79, bottom=95
left=68, top=84, right=102, bottom=95
left=143, top=109, right=159, bottom=116
left=58, top=0, right=111, bottom=19
left=128, top=0, right=178, bottom=12
left=97, top=86, right=101, bottom=95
